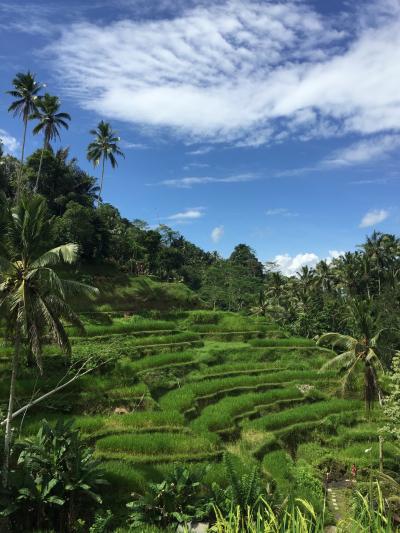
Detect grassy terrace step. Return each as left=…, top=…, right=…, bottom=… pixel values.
left=190, top=387, right=305, bottom=433
left=159, top=370, right=336, bottom=413
left=249, top=337, right=316, bottom=347
left=243, top=399, right=363, bottom=432
left=0, top=375, right=153, bottom=411
left=95, top=432, right=220, bottom=464
left=188, top=363, right=289, bottom=381
left=70, top=332, right=203, bottom=360
left=68, top=318, right=177, bottom=337
left=195, top=331, right=269, bottom=340
left=117, top=352, right=199, bottom=374
left=19, top=410, right=187, bottom=438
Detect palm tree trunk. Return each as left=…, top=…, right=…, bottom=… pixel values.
left=2, top=331, right=20, bottom=488
left=98, top=156, right=105, bottom=206
left=34, top=141, right=46, bottom=192
left=17, top=118, right=28, bottom=201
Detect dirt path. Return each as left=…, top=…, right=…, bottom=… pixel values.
left=326, top=480, right=353, bottom=526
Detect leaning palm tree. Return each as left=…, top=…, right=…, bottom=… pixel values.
left=317, top=300, right=400, bottom=473
left=31, top=93, right=71, bottom=191
left=87, top=120, right=124, bottom=204
left=7, top=71, right=43, bottom=198
left=317, top=300, right=399, bottom=409
left=0, top=194, right=98, bottom=488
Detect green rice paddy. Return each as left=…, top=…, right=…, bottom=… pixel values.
left=2, top=309, right=398, bottom=510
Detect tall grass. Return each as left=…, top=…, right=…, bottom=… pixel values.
left=244, top=399, right=363, bottom=432
left=68, top=317, right=177, bottom=337
left=210, top=499, right=325, bottom=533
left=249, top=337, right=316, bottom=347
left=95, top=431, right=217, bottom=461
left=262, top=450, right=293, bottom=494
left=159, top=370, right=334, bottom=412
left=117, top=352, right=196, bottom=374
left=191, top=387, right=304, bottom=433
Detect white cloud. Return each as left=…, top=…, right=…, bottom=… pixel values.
left=49, top=1, right=400, bottom=145
left=187, top=147, right=213, bottom=155
left=121, top=141, right=148, bottom=149
left=324, top=134, right=400, bottom=167
left=211, top=225, right=224, bottom=243
left=265, top=208, right=298, bottom=217
left=273, top=253, right=319, bottom=276
left=359, top=208, right=389, bottom=228
left=157, top=173, right=257, bottom=188
left=167, top=207, right=205, bottom=223
left=326, top=250, right=345, bottom=264
left=273, top=250, right=345, bottom=275
left=0, top=129, right=19, bottom=154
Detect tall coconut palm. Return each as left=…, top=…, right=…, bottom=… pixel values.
left=31, top=93, right=71, bottom=191
left=7, top=71, right=43, bottom=198
left=0, top=194, right=98, bottom=487
left=315, top=260, right=335, bottom=294
left=87, top=121, right=124, bottom=204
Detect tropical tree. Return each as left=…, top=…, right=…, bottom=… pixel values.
left=31, top=93, right=71, bottom=191
left=87, top=120, right=124, bottom=204
left=317, top=299, right=398, bottom=409
left=317, top=300, right=400, bottom=472
left=0, top=194, right=97, bottom=488
left=7, top=71, right=43, bottom=198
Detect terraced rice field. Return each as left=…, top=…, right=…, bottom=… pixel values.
left=2, top=310, right=398, bottom=509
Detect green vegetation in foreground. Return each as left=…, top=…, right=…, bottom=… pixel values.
left=2, top=307, right=398, bottom=532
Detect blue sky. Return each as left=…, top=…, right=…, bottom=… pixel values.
left=0, top=0, right=400, bottom=274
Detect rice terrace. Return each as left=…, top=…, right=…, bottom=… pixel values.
left=0, top=0, right=400, bottom=531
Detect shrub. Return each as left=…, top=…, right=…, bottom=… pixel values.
left=126, top=464, right=210, bottom=528
left=8, top=419, right=106, bottom=532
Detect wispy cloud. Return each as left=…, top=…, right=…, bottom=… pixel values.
left=211, top=225, right=224, bottom=243
left=0, top=129, right=19, bottom=154
left=48, top=1, right=400, bottom=146
left=324, top=135, right=400, bottom=167
left=183, top=162, right=210, bottom=170
left=265, top=208, right=298, bottom=217
left=187, top=147, right=213, bottom=155
left=157, top=173, right=257, bottom=188
left=359, top=208, right=389, bottom=228
left=167, top=207, right=205, bottom=223
left=121, top=141, right=148, bottom=149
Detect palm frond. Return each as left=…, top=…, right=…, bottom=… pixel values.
left=31, top=243, right=79, bottom=268
left=320, top=350, right=355, bottom=372
left=317, top=332, right=357, bottom=351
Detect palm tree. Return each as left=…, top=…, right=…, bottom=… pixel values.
left=31, top=93, right=71, bottom=191
left=315, top=260, right=335, bottom=293
left=317, top=300, right=400, bottom=472
left=317, top=300, right=399, bottom=409
left=7, top=71, right=43, bottom=198
left=0, top=194, right=98, bottom=487
left=87, top=121, right=124, bottom=204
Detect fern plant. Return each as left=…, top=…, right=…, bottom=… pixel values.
left=210, top=453, right=267, bottom=525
